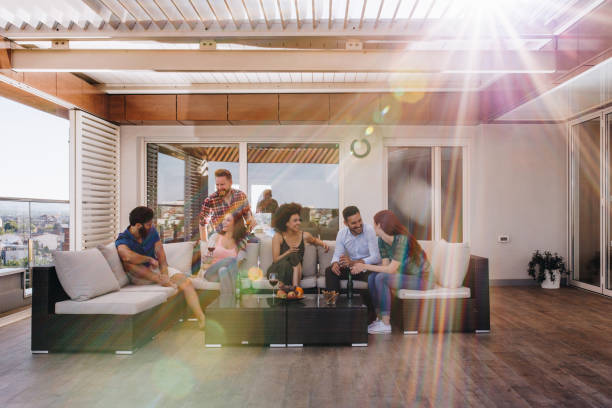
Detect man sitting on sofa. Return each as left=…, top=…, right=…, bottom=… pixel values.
left=116, top=206, right=206, bottom=329
left=325, top=206, right=381, bottom=292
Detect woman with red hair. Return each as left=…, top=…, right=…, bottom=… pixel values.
left=352, top=210, right=434, bottom=334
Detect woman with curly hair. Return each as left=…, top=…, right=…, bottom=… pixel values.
left=267, top=203, right=329, bottom=286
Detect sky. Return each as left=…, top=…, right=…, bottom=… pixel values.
left=0, top=96, right=70, bottom=200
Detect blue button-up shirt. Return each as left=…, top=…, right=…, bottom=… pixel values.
left=331, top=224, right=381, bottom=265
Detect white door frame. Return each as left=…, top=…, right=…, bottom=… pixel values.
left=568, top=110, right=606, bottom=294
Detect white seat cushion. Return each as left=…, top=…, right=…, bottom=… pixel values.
left=191, top=278, right=220, bottom=291
left=316, top=276, right=368, bottom=290
left=164, top=241, right=195, bottom=275
left=120, top=284, right=178, bottom=298
left=251, top=279, right=273, bottom=290
left=397, top=286, right=471, bottom=300
left=55, top=291, right=167, bottom=315
left=300, top=276, right=317, bottom=289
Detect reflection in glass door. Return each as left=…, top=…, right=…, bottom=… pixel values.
left=607, top=112, right=612, bottom=295
left=571, top=117, right=601, bottom=289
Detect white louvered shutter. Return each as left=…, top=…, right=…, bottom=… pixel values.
left=71, top=111, right=120, bottom=250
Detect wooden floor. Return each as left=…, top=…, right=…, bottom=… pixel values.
left=0, top=287, right=611, bottom=408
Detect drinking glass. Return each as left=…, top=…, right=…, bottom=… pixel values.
left=268, top=272, right=279, bottom=297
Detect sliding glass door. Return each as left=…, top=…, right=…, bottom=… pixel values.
left=570, top=110, right=612, bottom=296
left=570, top=117, right=601, bottom=290
left=607, top=112, right=612, bottom=296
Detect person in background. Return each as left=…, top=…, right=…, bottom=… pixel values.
left=325, top=206, right=381, bottom=295
left=198, top=169, right=255, bottom=240
left=267, top=203, right=329, bottom=286
left=351, top=210, right=434, bottom=334
left=256, top=189, right=279, bottom=214
left=201, top=212, right=248, bottom=294
left=116, top=206, right=206, bottom=329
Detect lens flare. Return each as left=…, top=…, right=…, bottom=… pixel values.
left=365, top=126, right=374, bottom=136
left=151, top=358, right=194, bottom=399
left=382, top=105, right=390, bottom=116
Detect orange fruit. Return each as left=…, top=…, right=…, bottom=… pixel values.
left=295, top=287, right=304, bottom=297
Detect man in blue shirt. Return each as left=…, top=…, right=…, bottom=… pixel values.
left=116, top=206, right=206, bottom=329
left=325, top=206, right=381, bottom=292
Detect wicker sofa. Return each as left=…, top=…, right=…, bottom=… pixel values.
left=31, top=241, right=203, bottom=354
left=31, top=237, right=489, bottom=354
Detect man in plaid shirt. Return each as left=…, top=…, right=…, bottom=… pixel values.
left=199, top=168, right=255, bottom=240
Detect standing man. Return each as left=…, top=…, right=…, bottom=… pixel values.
left=116, top=206, right=206, bottom=329
left=325, top=206, right=381, bottom=292
left=199, top=169, right=255, bottom=240
left=256, top=189, right=279, bottom=214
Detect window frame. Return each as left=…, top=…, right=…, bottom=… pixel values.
left=383, top=137, right=471, bottom=244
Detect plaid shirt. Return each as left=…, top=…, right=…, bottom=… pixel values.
left=199, top=189, right=251, bottom=233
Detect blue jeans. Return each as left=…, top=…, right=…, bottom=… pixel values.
left=204, top=257, right=239, bottom=294
left=368, top=272, right=434, bottom=317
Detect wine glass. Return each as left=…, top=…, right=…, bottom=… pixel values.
left=268, top=272, right=279, bottom=298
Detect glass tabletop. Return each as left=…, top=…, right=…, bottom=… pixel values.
left=207, top=294, right=285, bottom=310
left=285, top=294, right=367, bottom=309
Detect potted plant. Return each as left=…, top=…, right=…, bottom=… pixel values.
left=527, top=250, right=568, bottom=289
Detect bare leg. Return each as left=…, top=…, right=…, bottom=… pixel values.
left=171, top=274, right=206, bottom=329
left=292, top=263, right=302, bottom=286
left=122, top=261, right=158, bottom=283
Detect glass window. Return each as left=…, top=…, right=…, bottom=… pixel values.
left=247, top=144, right=339, bottom=240
left=441, top=147, right=463, bottom=242
left=387, top=147, right=433, bottom=240
left=146, top=143, right=240, bottom=242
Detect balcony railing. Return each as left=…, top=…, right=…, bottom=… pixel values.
left=0, top=197, right=70, bottom=297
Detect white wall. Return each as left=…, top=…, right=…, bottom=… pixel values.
left=119, top=123, right=568, bottom=281
left=471, top=123, right=568, bottom=280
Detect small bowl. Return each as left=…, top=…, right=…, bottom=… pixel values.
left=322, top=290, right=338, bottom=305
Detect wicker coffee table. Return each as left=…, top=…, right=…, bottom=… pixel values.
left=286, top=294, right=368, bottom=347
left=205, top=294, right=368, bottom=347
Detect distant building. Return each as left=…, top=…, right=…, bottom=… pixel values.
left=32, top=233, right=61, bottom=251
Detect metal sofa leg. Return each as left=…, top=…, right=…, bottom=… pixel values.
left=115, top=350, right=133, bottom=355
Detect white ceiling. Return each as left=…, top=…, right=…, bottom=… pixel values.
left=499, top=57, right=612, bottom=121
left=0, top=0, right=606, bottom=95
left=0, top=0, right=601, bottom=38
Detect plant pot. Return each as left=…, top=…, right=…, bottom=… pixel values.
left=541, top=269, right=560, bottom=289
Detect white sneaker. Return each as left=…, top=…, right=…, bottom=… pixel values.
left=368, top=321, right=391, bottom=334
left=367, top=319, right=380, bottom=330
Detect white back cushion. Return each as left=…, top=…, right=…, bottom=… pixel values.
left=53, top=249, right=120, bottom=301
left=427, top=240, right=471, bottom=289
left=439, top=242, right=471, bottom=288
left=244, top=242, right=259, bottom=270
left=97, top=243, right=129, bottom=287
left=164, top=241, right=195, bottom=275
left=259, top=236, right=274, bottom=272
left=302, top=244, right=317, bottom=278
left=317, top=241, right=336, bottom=275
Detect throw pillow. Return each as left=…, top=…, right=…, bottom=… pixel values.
left=164, top=241, right=195, bottom=275
left=97, top=243, right=129, bottom=287
left=53, top=249, right=120, bottom=301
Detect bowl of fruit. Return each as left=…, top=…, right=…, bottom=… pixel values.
left=275, top=285, right=305, bottom=301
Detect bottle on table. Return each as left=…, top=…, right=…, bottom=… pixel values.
left=347, top=271, right=353, bottom=299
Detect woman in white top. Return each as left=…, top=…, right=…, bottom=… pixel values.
left=202, top=212, right=248, bottom=293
